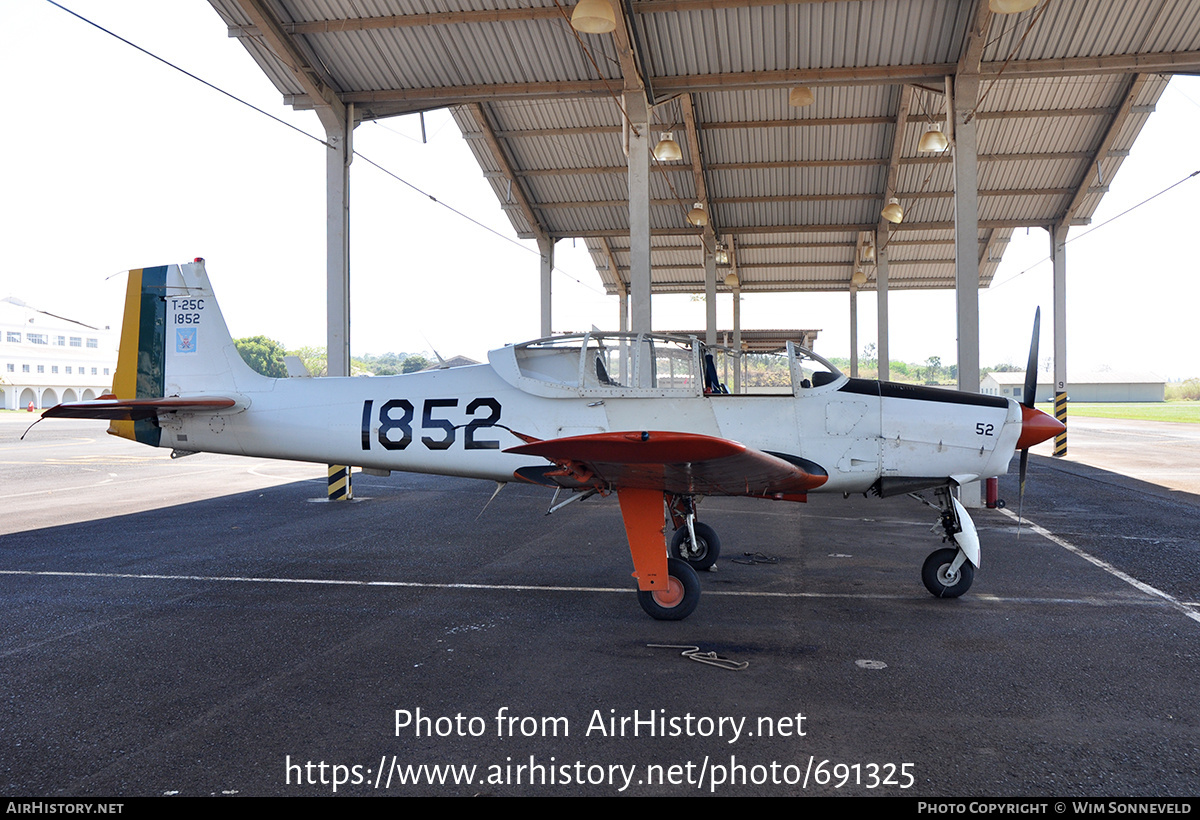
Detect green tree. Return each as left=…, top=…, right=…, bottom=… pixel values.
left=402, top=354, right=431, bottom=373
left=358, top=351, right=409, bottom=376
left=288, top=346, right=326, bottom=377
left=923, top=355, right=946, bottom=384
left=235, top=335, right=289, bottom=378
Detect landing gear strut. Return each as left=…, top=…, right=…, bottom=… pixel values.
left=914, top=486, right=978, bottom=598
left=666, top=494, right=721, bottom=570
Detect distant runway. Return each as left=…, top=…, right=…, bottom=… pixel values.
left=1042, top=414, right=1200, bottom=498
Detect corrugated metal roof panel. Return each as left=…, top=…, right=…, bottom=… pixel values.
left=215, top=0, right=1198, bottom=298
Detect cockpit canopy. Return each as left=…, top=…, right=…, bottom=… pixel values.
left=488, top=332, right=843, bottom=398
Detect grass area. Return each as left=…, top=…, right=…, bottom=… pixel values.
left=1035, top=401, right=1200, bottom=424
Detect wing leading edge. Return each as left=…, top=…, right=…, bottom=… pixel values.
left=505, top=430, right=828, bottom=498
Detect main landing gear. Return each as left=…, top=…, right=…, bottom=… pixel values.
left=915, top=487, right=979, bottom=598
left=619, top=490, right=714, bottom=620
left=666, top=494, right=721, bottom=571
left=636, top=557, right=701, bottom=620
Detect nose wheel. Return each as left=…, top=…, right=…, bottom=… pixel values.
left=922, top=547, right=974, bottom=598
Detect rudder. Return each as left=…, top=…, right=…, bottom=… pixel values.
left=108, top=259, right=264, bottom=444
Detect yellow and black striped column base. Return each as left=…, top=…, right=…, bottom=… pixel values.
left=328, top=464, right=353, bottom=500
left=1054, top=391, right=1067, bottom=457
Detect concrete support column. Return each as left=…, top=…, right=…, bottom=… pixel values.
left=952, top=76, right=981, bottom=395
left=319, top=105, right=352, bottom=381
left=626, top=96, right=652, bottom=339
left=704, top=243, right=717, bottom=347
left=618, top=285, right=629, bottom=384
left=318, top=102, right=353, bottom=500
left=538, top=237, right=555, bottom=337
left=849, top=286, right=859, bottom=377
left=952, top=76, right=982, bottom=507
left=1051, top=224, right=1068, bottom=456
left=732, top=286, right=742, bottom=394
left=876, top=227, right=890, bottom=381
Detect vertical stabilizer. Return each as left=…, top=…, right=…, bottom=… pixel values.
left=107, top=259, right=266, bottom=444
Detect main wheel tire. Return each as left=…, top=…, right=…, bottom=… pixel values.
left=670, top=522, right=721, bottom=571
left=637, top=557, right=701, bottom=620
left=921, top=547, right=975, bottom=598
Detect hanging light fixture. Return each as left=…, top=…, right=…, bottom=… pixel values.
left=918, top=122, right=950, bottom=152
left=687, top=202, right=708, bottom=227
left=714, top=243, right=729, bottom=265
left=851, top=268, right=868, bottom=287
left=653, top=132, right=683, bottom=162
left=788, top=86, right=815, bottom=107
left=860, top=241, right=876, bottom=264
left=881, top=197, right=904, bottom=224
left=989, top=0, right=1038, bottom=13
left=724, top=272, right=739, bottom=287
left=570, top=0, right=616, bottom=33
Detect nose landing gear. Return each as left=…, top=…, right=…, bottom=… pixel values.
left=912, top=486, right=979, bottom=598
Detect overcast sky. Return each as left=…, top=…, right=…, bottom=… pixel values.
left=3, top=1, right=1199, bottom=378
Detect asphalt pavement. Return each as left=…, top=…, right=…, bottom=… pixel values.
left=1, top=415, right=1197, bottom=797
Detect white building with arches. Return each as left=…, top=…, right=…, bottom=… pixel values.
left=0, top=297, right=117, bottom=410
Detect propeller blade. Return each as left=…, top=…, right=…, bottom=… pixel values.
left=1017, top=448, right=1029, bottom=538
left=1024, top=307, right=1040, bottom=409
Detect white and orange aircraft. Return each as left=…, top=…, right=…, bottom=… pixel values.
left=42, top=260, right=1063, bottom=620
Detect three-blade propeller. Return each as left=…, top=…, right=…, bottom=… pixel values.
left=1018, top=308, right=1040, bottom=532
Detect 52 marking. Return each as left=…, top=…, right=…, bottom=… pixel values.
left=361, top=398, right=502, bottom=452
left=975, top=422, right=995, bottom=437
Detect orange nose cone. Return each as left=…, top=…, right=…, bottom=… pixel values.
left=1016, top=405, right=1066, bottom=450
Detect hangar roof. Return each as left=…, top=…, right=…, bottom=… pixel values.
left=208, top=0, right=1200, bottom=298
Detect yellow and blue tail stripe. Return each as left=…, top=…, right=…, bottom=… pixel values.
left=110, top=266, right=168, bottom=446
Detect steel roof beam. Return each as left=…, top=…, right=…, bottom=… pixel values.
left=284, top=52, right=1200, bottom=109
left=615, top=259, right=962, bottom=273
left=477, top=109, right=1123, bottom=139
left=604, top=280, right=995, bottom=294
left=511, top=151, right=1128, bottom=176
left=466, top=103, right=551, bottom=243
left=1056, top=74, right=1149, bottom=231
left=555, top=218, right=1087, bottom=238
left=236, top=0, right=344, bottom=114
left=532, top=188, right=1079, bottom=208
left=227, top=0, right=860, bottom=36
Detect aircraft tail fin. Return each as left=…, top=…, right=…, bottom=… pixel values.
left=103, top=259, right=263, bottom=444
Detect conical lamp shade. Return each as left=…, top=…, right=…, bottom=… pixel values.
left=918, top=124, right=949, bottom=152
left=989, top=0, right=1038, bottom=13
left=788, top=86, right=815, bottom=107
left=654, top=132, right=683, bottom=161
left=571, top=0, right=616, bottom=33
left=882, top=197, right=904, bottom=224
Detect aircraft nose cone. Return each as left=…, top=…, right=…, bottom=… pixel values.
left=1016, top=404, right=1066, bottom=450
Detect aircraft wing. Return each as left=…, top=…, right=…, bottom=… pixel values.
left=41, top=397, right=238, bottom=421
left=505, top=430, right=828, bottom=498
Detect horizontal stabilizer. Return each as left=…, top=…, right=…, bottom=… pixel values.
left=506, top=430, right=828, bottom=496
left=42, top=396, right=238, bottom=422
